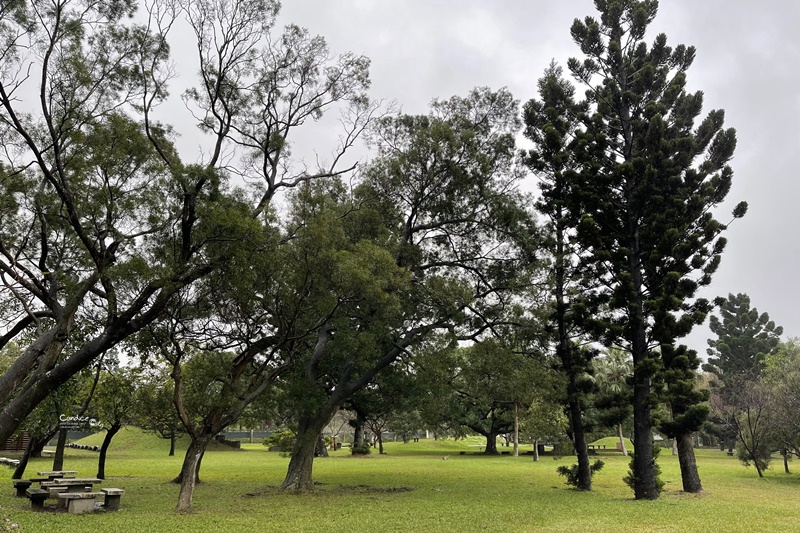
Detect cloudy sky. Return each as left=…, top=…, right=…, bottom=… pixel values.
left=174, top=1, right=800, bottom=356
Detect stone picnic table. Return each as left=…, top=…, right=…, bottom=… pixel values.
left=12, top=470, right=79, bottom=497
left=40, top=477, right=102, bottom=493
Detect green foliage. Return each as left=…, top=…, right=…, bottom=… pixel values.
left=263, top=429, right=297, bottom=456
left=736, top=440, right=770, bottom=473
left=705, top=293, right=783, bottom=382
left=557, top=459, right=604, bottom=488
left=623, top=445, right=665, bottom=495
left=350, top=442, right=372, bottom=456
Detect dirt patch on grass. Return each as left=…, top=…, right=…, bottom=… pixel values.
left=243, top=483, right=413, bottom=498
left=334, top=484, right=414, bottom=494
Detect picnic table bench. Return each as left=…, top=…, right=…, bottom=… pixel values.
left=37, top=470, right=78, bottom=479
left=12, top=470, right=78, bottom=497
left=41, top=477, right=102, bottom=494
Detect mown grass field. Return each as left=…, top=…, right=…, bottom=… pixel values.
left=1, top=428, right=799, bottom=532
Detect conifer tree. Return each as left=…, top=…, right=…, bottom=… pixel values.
left=524, top=64, right=598, bottom=490
left=704, top=293, right=783, bottom=381
left=528, top=0, right=747, bottom=499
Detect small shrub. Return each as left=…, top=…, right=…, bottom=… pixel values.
left=351, top=442, right=372, bottom=455
left=736, top=440, right=771, bottom=473
left=263, top=428, right=296, bottom=456
left=556, top=459, right=604, bottom=487
left=623, top=445, right=665, bottom=495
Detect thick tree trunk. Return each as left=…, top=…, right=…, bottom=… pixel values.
left=52, top=427, right=68, bottom=471
left=97, top=422, right=122, bottom=479
left=483, top=432, right=499, bottom=455
left=175, top=434, right=212, bottom=513
left=533, top=439, right=539, bottom=462
left=632, top=371, right=657, bottom=499
left=352, top=418, right=365, bottom=449
left=281, top=412, right=332, bottom=492
left=676, top=432, right=702, bottom=492
left=169, top=434, right=176, bottom=457
left=377, top=432, right=384, bottom=455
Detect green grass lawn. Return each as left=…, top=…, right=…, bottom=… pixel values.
left=2, top=428, right=799, bottom=532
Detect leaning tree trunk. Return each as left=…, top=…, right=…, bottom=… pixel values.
left=52, top=427, right=68, bottom=471
left=676, top=432, right=702, bottom=492
left=12, top=435, right=36, bottom=480
left=618, top=423, right=628, bottom=456
left=281, top=412, right=332, bottom=492
left=31, top=426, right=59, bottom=458
left=175, top=434, right=212, bottom=513
left=97, top=421, right=122, bottom=479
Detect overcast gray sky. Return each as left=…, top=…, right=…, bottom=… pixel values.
left=180, top=1, right=800, bottom=356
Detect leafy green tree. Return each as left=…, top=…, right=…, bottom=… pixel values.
left=91, top=368, right=138, bottom=479
left=417, top=339, right=558, bottom=455
left=527, top=0, right=747, bottom=499
left=346, top=362, right=423, bottom=455
left=520, top=399, right=569, bottom=461
left=764, top=339, right=800, bottom=468
left=0, top=0, right=193, bottom=444
left=0, top=0, right=373, bottom=448
left=711, top=376, right=773, bottom=477
left=278, top=87, right=535, bottom=492
left=134, top=369, right=185, bottom=457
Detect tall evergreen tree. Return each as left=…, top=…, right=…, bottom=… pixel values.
left=528, top=0, right=747, bottom=499
left=524, top=63, right=599, bottom=490
left=704, top=293, right=782, bottom=458
left=704, top=293, right=783, bottom=381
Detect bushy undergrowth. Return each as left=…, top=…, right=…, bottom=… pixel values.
left=623, top=445, right=665, bottom=494
left=263, top=428, right=296, bottom=456
left=556, top=459, right=604, bottom=487
left=350, top=442, right=372, bottom=455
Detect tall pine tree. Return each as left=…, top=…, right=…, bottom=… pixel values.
left=528, top=0, right=747, bottom=499
left=524, top=64, right=599, bottom=490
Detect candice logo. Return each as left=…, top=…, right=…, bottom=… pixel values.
left=58, top=414, right=104, bottom=430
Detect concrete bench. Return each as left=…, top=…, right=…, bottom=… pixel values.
left=102, top=488, right=125, bottom=510
left=26, top=488, right=50, bottom=510
left=12, top=479, right=32, bottom=497
left=37, top=470, right=78, bottom=479
left=58, top=492, right=104, bottom=515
